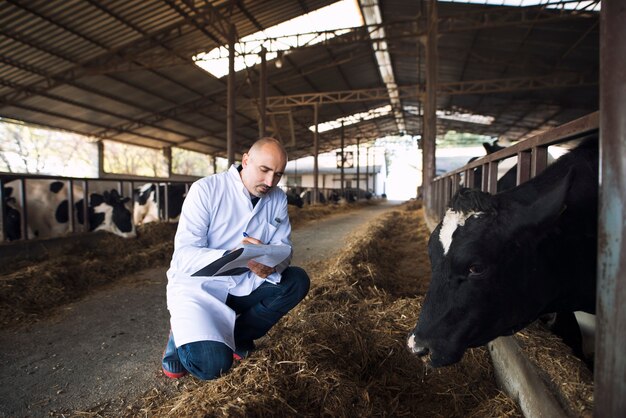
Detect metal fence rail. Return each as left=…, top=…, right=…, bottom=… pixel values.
left=427, top=111, right=599, bottom=221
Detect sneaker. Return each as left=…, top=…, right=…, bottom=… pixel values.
left=233, top=340, right=256, bottom=361
left=162, top=331, right=188, bottom=379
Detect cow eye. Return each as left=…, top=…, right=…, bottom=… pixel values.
left=468, top=264, right=485, bottom=277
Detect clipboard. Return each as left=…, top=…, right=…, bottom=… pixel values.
left=191, top=244, right=291, bottom=277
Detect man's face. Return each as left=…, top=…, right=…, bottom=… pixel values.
left=240, top=144, right=286, bottom=198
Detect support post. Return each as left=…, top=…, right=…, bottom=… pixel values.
left=313, top=104, right=319, bottom=205
left=595, top=2, right=626, bottom=416
left=356, top=137, right=360, bottom=197
left=423, top=0, right=438, bottom=216
left=259, top=47, right=267, bottom=138
left=340, top=121, right=345, bottom=198
left=97, top=140, right=105, bottom=177
left=163, top=147, right=172, bottom=177
left=227, top=24, right=236, bottom=166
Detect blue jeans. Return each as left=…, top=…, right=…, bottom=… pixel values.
left=176, top=266, right=310, bottom=380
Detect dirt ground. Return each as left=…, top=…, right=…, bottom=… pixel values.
left=5, top=199, right=584, bottom=417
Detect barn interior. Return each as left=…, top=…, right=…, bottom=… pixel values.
left=0, top=0, right=600, bottom=161
left=1, top=1, right=623, bottom=417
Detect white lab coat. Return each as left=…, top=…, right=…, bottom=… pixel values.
left=166, top=165, right=293, bottom=350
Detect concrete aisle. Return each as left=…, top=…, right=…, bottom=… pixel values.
left=0, top=200, right=402, bottom=417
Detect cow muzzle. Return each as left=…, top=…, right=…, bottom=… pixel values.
left=407, top=332, right=432, bottom=365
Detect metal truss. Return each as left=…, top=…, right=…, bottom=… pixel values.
left=248, top=73, right=594, bottom=109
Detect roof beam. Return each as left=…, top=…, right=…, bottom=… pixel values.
left=179, top=3, right=600, bottom=58
left=248, top=73, right=594, bottom=109
left=164, top=0, right=233, bottom=45
left=438, top=0, right=600, bottom=33
left=438, top=73, right=596, bottom=95
left=66, top=2, right=599, bottom=74
left=0, top=1, right=232, bottom=105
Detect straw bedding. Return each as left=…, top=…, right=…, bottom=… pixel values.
left=1, top=200, right=593, bottom=416
left=118, top=201, right=522, bottom=417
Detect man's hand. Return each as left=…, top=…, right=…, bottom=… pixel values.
left=247, top=259, right=275, bottom=278
left=241, top=234, right=275, bottom=278
left=242, top=235, right=263, bottom=245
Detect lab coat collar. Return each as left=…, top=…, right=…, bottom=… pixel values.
left=228, top=164, right=267, bottom=211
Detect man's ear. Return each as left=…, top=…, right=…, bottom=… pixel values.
left=241, top=152, right=249, bottom=167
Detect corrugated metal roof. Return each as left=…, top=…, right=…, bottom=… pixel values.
left=0, top=0, right=599, bottom=160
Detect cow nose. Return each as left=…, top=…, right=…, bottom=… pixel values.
left=407, top=333, right=430, bottom=357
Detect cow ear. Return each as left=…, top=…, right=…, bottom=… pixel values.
left=500, top=168, right=574, bottom=235
left=90, top=193, right=104, bottom=206
left=122, top=197, right=130, bottom=204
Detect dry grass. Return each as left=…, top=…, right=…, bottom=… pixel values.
left=1, top=199, right=592, bottom=417
left=0, top=201, right=371, bottom=329
left=0, top=222, right=177, bottom=328
left=515, top=322, right=594, bottom=417
left=112, top=202, right=521, bottom=418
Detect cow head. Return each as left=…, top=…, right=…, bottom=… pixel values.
left=408, top=170, right=573, bottom=367
left=75, top=189, right=136, bottom=238
left=90, top=190, right=136, bottom=238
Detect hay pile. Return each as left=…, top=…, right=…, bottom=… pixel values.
left=121, top=203, right=521, bottom=417
left=0, top=222, right=177, bottom=328
left=0, top=201, right=373, bottom=329
left=515, top=323, right=594, bottom=416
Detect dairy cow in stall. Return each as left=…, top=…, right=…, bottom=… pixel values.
left=132, top=182, right=187, bottom=225
left=3, top=179, right=136, bottom=240
left=407, top=137, right=598, bottom=367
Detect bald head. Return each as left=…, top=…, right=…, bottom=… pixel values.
left=240, top=137, right=288, bottom=197
left=247, top=137, right=288, bottom=161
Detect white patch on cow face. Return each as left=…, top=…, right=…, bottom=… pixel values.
left=439, top=209, right=483, bottom=255
left=93, top=203, right=137, bottom=238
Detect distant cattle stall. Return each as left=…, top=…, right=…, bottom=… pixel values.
left=132, top=182, right=188, bottom=225
left=408, top=136, right=598, bottom=368
left=2, top=178, right=137, bottom=240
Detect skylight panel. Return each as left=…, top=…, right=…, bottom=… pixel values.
left=309, top=105, right=392, bottom=133
left=194, top=0, right=363, bottom=78
left=438, top=0, right=600, bottom=11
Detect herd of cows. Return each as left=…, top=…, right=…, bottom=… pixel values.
left=1, top=136, right=599, bottom=371
left=1, top=180, right=189, bottom=241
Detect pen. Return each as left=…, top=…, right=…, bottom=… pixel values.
left=242, top=232, right=249, bottom=238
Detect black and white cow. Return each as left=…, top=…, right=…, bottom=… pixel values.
left=466, top=142, right=517, bottom=192
left=407, top=138, right=598, bottom=367
left=2, top=185, right=22, bottom=241
left=132, top=183, right=187, bottom=225
left=5, top=180, right=136, bottom=240
left=286, top=189, right=304, bottom=208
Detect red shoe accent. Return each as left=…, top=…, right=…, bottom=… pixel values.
left=161, top=330, right=188, bottom=379
left=233, top=352, right=243, bottom=361
left=162, top=367, right=188, bottom=379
